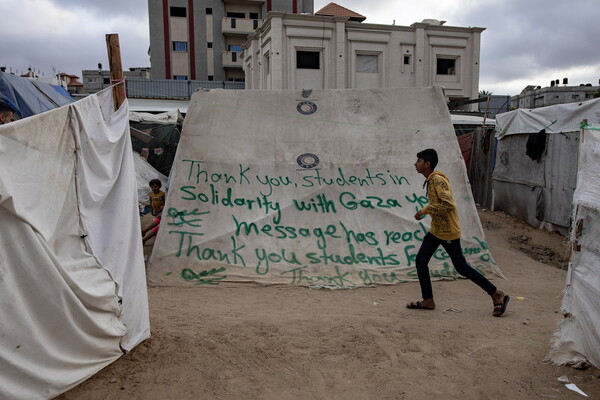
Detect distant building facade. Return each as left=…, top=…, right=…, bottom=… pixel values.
left=82, top=68, right=151, bottom=94
left=147, top=0, right=314, bottom=82
left=479, top=94, right=510, bottom=119
left=57, top=73, right=84, bottom=94
left=510, top=82, right=600, bottom=109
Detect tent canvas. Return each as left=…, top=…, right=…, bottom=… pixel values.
left=548, top=123, right=600, bottom=369
left=0, top=88, right=150, bottom=399
left=493, top=98, right=600, bottom=235
left=147, top=87, right=502, bottom=287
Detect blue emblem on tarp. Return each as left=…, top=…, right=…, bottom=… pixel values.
left=296, top=153, right=320, bottom=169
left=297, top=101, right=317, bottom=115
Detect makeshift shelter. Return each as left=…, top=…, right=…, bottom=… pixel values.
left=0, top=71, right=74, bottom=119
left=468, top=126, right=496, bottom=209
left=0, top=88, right=150, bottom=399
left=493, top=98, right=600, bottom=235
left=129, top=110, right=183, bottom=176
left=147, top=87, right=502, bottom=287
left=548, top=123, right=600, bottom=369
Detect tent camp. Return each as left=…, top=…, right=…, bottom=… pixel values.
left=548, top=122, right=600, bottom=369
left=0, top=71, right=74, bottom=119
left=0, top=88, right=150, bottom=399
left=147, top=87, right=502, bottom=287
left=493, top=98, right=600, bottom=235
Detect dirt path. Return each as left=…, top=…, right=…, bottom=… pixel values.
left=57, top=209, right=600, bottom=400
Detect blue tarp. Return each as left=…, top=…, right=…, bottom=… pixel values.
left=0, top=71, right=74, bottom=118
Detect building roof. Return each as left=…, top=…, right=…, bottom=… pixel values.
left=58, top=73, right=80, bottom=79
left=315, top=2, right=366, bottom=22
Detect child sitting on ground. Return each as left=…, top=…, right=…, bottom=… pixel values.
left=142, top=179, right=165, bottom=244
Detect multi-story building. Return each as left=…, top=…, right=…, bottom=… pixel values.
left=147, top=0, right=314, bottom=82
left=242, top=5, right=485, bottom=108
left=510, top=81, right=600, bottom=109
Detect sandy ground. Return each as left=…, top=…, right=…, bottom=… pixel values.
left=56, top=208, right=600, bottom=400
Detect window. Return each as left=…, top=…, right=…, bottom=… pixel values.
left=227, top=12, right=245, bottom=18
left=297, top=51, right=320, bottom=69
left=208, top=75, right=214, bottom=81
left=253, top=19, right=259, bottom=29
left=572, top=94, right=580, bottom=99
left=207, top=42, right=213, bottom=48
left=228, top=45, right=242, bottom=52
left=206, top=8, right=212, bottom=14
left=404, top=55, right=411, bottom=65
left=436, top=57, right=456, bottom=75
left=173, top=75, right=188, bottom=80
left=249, top=12, right=259, bottom=19
left=356, top=54, right=378, bottom=73
left=232, top=52, right=237, bottom=62
left=172, top=41, right=188, bottom=52
left=170, top=7, right=186, bottom=17
left=103, top=78, right=110, bottom=84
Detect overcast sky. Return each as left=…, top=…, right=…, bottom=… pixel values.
left=1, top=0, right=598, bottom=96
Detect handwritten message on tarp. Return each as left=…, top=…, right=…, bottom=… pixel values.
left=147, top=88, right=502, bottom=286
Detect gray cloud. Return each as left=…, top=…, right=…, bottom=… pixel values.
left=446, top=0, right=600, bottom=91
left=3, top=0, right=598, bottom=95
left=48, top=0, right=147, bottom=18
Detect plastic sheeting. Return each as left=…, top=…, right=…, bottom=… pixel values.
left=549, top=125, right=600, bottom=369
left=0, top=71, right=74, bottom=119
left=491, top=99, right=600, bottom=234
left=147, top=87, right=502, bottom=287
left=0, top=88, right=150, bottom=399
left=495, top=97, right=600, bottom=138
left=129, top=110, right=184, bottom=124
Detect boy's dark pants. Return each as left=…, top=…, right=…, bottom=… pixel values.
left=416, top=232, right=496, bottom=299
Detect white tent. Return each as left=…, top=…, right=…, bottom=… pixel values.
left=548, top=123, right=600, bottom=369
left=0, top=88, right=150, bottom=399
left=493, top=98, right=600, bottom=235
left=147, top=87, right=502, bottom=286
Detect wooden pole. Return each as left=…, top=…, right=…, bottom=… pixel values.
left=105, top=33, right=126, bottom=110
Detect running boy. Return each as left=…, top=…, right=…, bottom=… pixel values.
left=407, top=148, right=509, bottom=317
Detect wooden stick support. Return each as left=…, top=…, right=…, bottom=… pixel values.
left=105, top=33, right=126, bottom=110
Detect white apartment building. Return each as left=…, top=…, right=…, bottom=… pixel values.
left=242, top=9, right=485, bottom=108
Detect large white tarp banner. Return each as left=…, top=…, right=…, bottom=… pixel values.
left=0, top=88, right=150, bottom=400
left=147, top=87, right=502, bottom=287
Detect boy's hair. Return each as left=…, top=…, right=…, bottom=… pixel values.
left=0, top=102, right=14, bottom=113
left=149, top=179, right=162, bottom=188
left=416, top=148, right=438, bottom=170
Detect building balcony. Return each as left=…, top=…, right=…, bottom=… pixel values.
left=223, top=51, right=243, bottom=68
left=222, top=17, right=261, bottom=35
